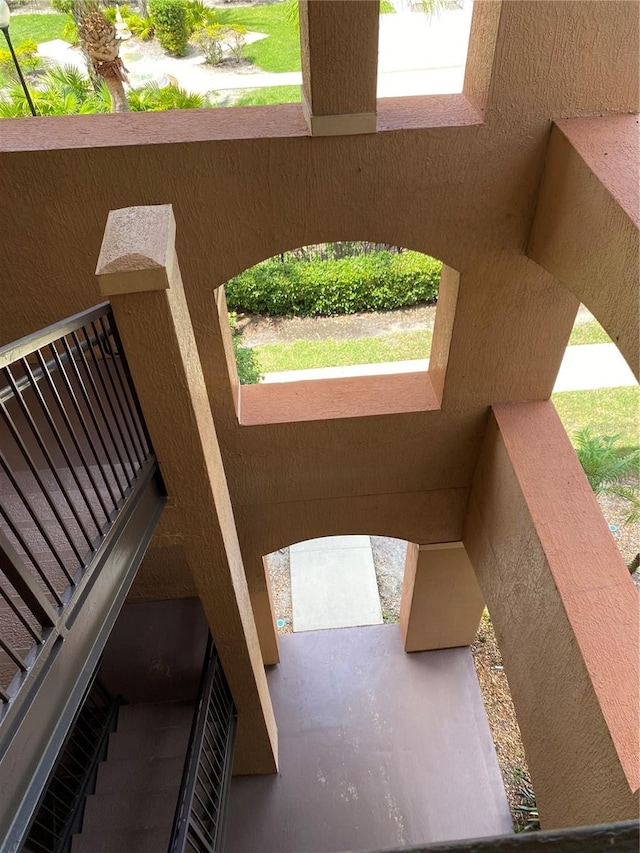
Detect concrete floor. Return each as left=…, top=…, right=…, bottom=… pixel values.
left=225, top=625, right=512, bottom=853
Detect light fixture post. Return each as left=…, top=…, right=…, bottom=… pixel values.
left=0, top=0, right=37, bottom=116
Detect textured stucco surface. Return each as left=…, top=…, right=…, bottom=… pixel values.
left=98, top=207, right=277, bottom=774
left=0, top=0, right=638, bottom=812
left=464, top=403, right=639, bottom=828
left=529, top=118, right=639, bottom=377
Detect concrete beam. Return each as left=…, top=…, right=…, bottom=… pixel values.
left=96, top=204, right=278, bottom=775
left=464, top=400, right=639, bottom=828
left=399, top=541, right=484, bottom=652
left=528, top=116, right=640, bottom=379
left=299, top=0, right=379, bottom=136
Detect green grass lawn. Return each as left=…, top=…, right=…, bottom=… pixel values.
left=215, top=5, right=300, bottom=73
left=568, top=320, right=611, bottom=346
left=254, top=329, right=432, bottom=373
left=5, top=13, right=71, bottom=45
left=235, top=85, right=301, bottom=106
left=552, top=386, right=639, bottom=450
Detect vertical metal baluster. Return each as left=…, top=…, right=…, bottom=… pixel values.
left=48, top=341, right=121, bottom=511
left=0, top=581, right=42, bottom=643
left=35, top=350, right=112, bottom=524
left=20, top=358, right=104, bottom=538
left=0, top=495, right=64, bottom=605
left=92, top=320, right=142, bottom=471
left=59, top=335, right=130, bottom=505
left=71, top=329, right=133, bottom=491
left=73, top=326, right=136, bottom=487
left=103, top=317, right=150, bottom=461
left=4, top=365, right=95, bottom=553
left=0, top=417, right=79, bottom=583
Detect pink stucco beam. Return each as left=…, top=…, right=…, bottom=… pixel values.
left=528, top=115, right=640, bottom=378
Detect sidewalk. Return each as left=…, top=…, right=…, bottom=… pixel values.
left=262, top=343, right=638, bottom=393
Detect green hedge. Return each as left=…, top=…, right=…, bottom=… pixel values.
left=148, top=0, right=189, bottom=55
left=224, top=251, right=441, bottom=317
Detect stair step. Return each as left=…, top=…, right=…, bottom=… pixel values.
left=96, top=755, right=186, bottom=794
left=116, top=701, right=194, bottom=733
left=107, top=724, right=190, bottom=762
left=71, top=827, right=172, bottom=853
left=81, top=787, right=180, bottom=834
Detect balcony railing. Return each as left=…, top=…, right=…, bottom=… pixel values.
left=0, top=304, right=165, bottom=851
left=169, top=634, right=237, bottom=853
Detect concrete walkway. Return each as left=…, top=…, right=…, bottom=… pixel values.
left=262, top=343, right=638, bottom=392
left=290, top=536, right=383, bottom=632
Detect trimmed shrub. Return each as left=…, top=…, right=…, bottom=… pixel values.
left=224, top=251, right=441, bottom=317
left=149, top=0, right=189, bottom=55
left=229, top=313, right=261, bottom=384
left=0, top=39, right=40, bottom=75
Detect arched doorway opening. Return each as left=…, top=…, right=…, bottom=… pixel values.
left=264, top=534, right=409, bottom=634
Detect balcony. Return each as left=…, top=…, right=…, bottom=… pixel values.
left=226, top=623, right=512, bottom=852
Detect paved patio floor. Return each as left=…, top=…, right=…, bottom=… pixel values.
left=226, top=625, right=512, bottom=853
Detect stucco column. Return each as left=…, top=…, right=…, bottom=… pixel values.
left=399, top=542, right=484, bottom=652
left=299, top=0, right=379, bottom=136
left=464, top=401, right=639, bottom=827
left=95, top=204, right=277, bottom=775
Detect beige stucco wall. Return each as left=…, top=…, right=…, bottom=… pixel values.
left=0, top=0, right=638, bottom=805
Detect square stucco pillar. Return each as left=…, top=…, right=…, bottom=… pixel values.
left=399, top=542, right=484, bottom=652
left=300, top=0, right=379, bottom=136
left=95, top=204, right=277, bottom=775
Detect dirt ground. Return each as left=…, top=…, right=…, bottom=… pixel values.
left=237, top=304, right=437, bottom=347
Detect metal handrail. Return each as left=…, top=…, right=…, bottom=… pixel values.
left=368, top=820, right=639, bottom=852
left=0, top=303, right=110, bottom=371
left=0, top=325, right=112, bottom=406
left=168, top=635, right=237, bottom=853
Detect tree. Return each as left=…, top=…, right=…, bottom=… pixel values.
left=76, top=0, right=129, bottom=113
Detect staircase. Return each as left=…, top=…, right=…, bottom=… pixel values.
left=71, top=701, right=193, bottom=853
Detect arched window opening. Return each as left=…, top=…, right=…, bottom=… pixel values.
left=225, top=241, right=441, bottom=387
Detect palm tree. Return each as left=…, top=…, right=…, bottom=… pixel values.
left=76, top=0, right=129, bottom=113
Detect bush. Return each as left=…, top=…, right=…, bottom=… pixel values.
left=0, top=38, right=40, bottom=75
left=127, top=82, right=205, bottom=111
left=51, top=0, right=75, bottom=13
left=194, top=22, right=246, bottom=65
left=229, top=314, right=261, bottom=385
left=105, top=5, right=155, bottom=39
left=193, top=23, right=225, bottom=64
left=224, top=251, right=441, bottom=317
left=185, top=0, right=214, bottom=33
left=148, top=0, right=189, bottom=55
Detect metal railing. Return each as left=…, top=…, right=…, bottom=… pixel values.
left=370, top=820, right=639, bottom=852
left=0, top=303, right=153, bottom=711
left=168, top=635, right=237, bottom=853
left=20, top=676, right=120, bottom=853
